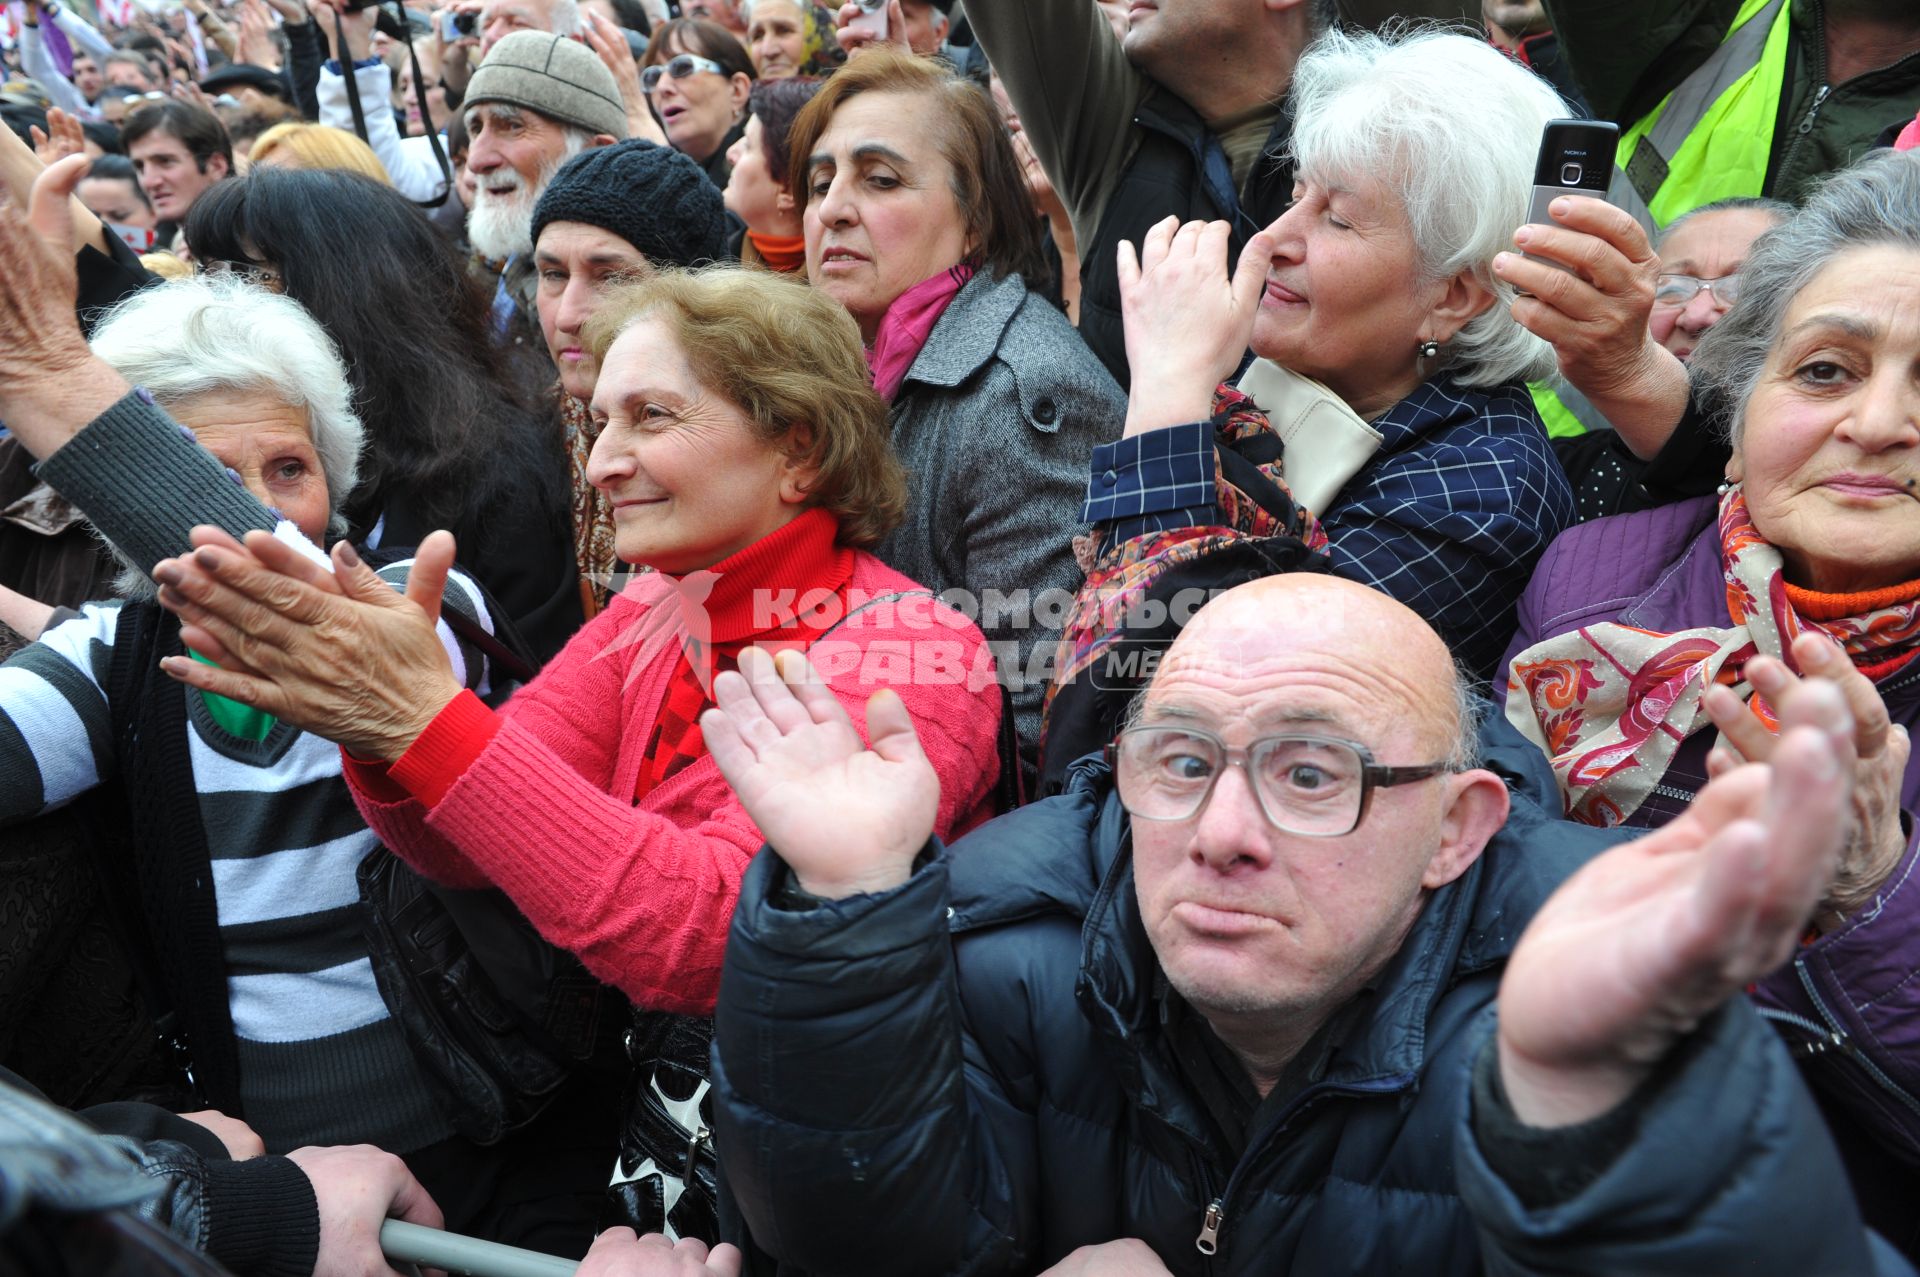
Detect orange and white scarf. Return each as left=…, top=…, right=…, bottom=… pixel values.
left=1506, top=488, right=1920, bottom=826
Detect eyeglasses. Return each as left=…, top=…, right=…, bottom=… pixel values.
left=1653, top=272, right=1743, bottom=308
left=1107, top=726, right=1451, bottom=838
left=641, top=54, right=726, bottom=94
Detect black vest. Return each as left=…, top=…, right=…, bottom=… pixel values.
left=1079, top=89, right=1297, bottom=390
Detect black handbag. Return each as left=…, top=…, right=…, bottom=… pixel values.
left=604, top=1011, right=719, bottom=1242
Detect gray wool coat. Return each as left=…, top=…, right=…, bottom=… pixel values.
left=875, top=271, right=1125, bottom=755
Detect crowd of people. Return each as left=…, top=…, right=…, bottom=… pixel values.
left=2, top=0, right=1920, bottom=1272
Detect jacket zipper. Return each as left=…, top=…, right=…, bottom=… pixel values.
left=1795, top=83, right=1831, bottom=134
left=1187, top=1075, right=1413, bottom=1261
left=1785, top=956, right=1920, bottom=1118
left=1195, top=1199, right=1224, bottom=1254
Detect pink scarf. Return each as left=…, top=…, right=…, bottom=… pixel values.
left=1897, top=111, right=1920, bottom=152
left=866, top=264, right=975, bottom=403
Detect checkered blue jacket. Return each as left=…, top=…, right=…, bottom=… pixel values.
left=1082, top=376, right=1574, bottom=680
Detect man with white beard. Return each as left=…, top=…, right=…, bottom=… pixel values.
left=460, top=30, right=628, bottom=384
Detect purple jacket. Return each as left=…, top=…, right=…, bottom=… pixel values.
left=1500, top=496, right=1920, bottom=1170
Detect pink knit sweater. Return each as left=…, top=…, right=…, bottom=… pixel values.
left=344, top=551, right=1003, bottom=1015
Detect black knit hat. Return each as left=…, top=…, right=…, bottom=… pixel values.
left=531, top=139, right=730, bottom=269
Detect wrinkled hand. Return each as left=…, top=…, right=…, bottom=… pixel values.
left=701, top=647, right=939, bottom=899
left=1705, top=632, right=1909, bottom=929
left=1037, top=1240, right=1174, bottom=1276
left=151, top=526, right=465, bottom=762
left=1117, top=216, right=1272, bottom=437
left=1497, top=677, right=1856, bottom=1126
left=286, top=1144, right=444, bottom=1277
left=576, top=1229, right=744, bottom=1277
left=29, top=107, right=86, bottom=165
left=169, top=77, right=218, bottom=114
left=0, top=153, right=129, bottom=456
left=260, top=0, right=311, bottom=28
left=833, top=0, right=909, bottom=57
left=178, top=1109, right=266, bottom=1160
left=1494, top=195, right=1682, bottom=404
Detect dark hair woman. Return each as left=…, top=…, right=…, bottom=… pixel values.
left=785, top=48, right=1122, bottom=757
left=639, top=18, right=755, bottom=186
left=185, top=167, right=580, bottom=660
left=725, top=75, right=821, bottom=272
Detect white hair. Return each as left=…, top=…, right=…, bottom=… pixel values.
left=1286, top=24, right=1571, bottom=388
left=87, top=276, right=365, bottom=591
left=464, top=113, right=591, bottom=259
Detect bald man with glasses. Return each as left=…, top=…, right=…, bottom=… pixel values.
left=697, top=572, right=1909, bottom=1275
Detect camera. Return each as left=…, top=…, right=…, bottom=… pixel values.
left=1559, top=161, right=1585, bottom=185
left=439, top=9, right=477, bottom=39
left=855, top=0, right=885, bottom=10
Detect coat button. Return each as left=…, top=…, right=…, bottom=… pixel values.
left=1032, top=397, right=1058, bottom=425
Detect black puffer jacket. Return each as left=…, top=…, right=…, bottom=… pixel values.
left=713, top=721, right=1899, bottom=1276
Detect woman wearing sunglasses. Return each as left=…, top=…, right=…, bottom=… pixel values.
left=639, top=18, right=756, bottom=187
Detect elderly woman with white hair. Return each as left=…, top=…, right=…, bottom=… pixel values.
left=1501, top=148, right=1920, bottom=1260
left=1092, top=26, right=1576, bottom=682
left=0, top=274, right=613, bottom=1253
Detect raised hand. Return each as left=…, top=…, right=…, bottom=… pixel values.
left=151, top=527, right=466, bottom=762
left=832, top=0, right=910, bottom=58
left=700, top=647, right=939, bottom=900
left=1496, top=676, right=1856, bottom=1127
left=1493, top=194, right=1689, bottom=457
left=1704, top=632, right=1910, bottom=929
left=1117, top=216, right=1274, bottom=437
left=576, top=1228, right=744, bottom=1277
left=582, top=10, right=665, bottom=145
left=29, top=108, right=86, bottom=165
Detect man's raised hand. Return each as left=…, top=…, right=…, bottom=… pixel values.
left=1495, top=676, right=1856, bottom=1127
left=701, top=647, right=939, bottom=900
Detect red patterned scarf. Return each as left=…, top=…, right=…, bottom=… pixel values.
left=1506, top=487, right=1920, bottom=826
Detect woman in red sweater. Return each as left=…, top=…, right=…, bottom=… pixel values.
left=153, top=265, right=1005, bottom=1012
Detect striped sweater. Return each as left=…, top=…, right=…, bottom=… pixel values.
left=0, top=563, right=495, bottom=1153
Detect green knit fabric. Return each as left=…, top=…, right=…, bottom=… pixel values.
left=190, top=649, right=277, bottom=742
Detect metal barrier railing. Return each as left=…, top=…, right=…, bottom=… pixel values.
left=380, top=1219, right=579, bottom=1276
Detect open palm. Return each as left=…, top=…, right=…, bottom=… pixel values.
left=702, top=648, right=940, bottom=900
left=1496, top=682, right=1855, bottom=1125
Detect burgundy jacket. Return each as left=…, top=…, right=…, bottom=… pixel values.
left=1501, top=496, right=1920, bottom=1180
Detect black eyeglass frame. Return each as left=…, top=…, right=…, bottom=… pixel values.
left=1104, top=726, right=1453, bottom=838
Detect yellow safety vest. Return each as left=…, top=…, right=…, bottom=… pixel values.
left=1536, top=0, right=1792, bottom=436
left=1611, top=0, right=1793, bottom=230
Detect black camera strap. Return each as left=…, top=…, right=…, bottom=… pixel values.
left=334, top=3, right=453, bottom=210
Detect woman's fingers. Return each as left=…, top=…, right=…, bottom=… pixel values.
left=1792, top=632, right=1891, bottom=759
left=1231, top=224, right=1275, bottom=313
left=27, top=153, right=89, bottom=256
left=1115, top=238, right=1141, bottom=297
left=1547, top=193, right=1657, bottom=267
left=228, top=527, right=347, bottom=596
left=158, top=651, right=288, bottom=714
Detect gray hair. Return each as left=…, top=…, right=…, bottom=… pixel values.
left=1285, top=24, right=1571, bottom=388
left=88, top=275, right=365, bottom=590
left=1691, top=150, right=1920, bottom=447
left=1654, top=195, right=1794, bottom=251
left=550, top=0, right=585, bottom=38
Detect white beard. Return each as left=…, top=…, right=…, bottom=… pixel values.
left=467, top=176, right=540, bottom=260
left=465, top=131, right=591, bottom=261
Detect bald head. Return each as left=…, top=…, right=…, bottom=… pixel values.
left=1147, top=575, right=1470, bottom=766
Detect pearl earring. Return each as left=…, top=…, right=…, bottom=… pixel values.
left=1417, top=339, right=1441, bottom=360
